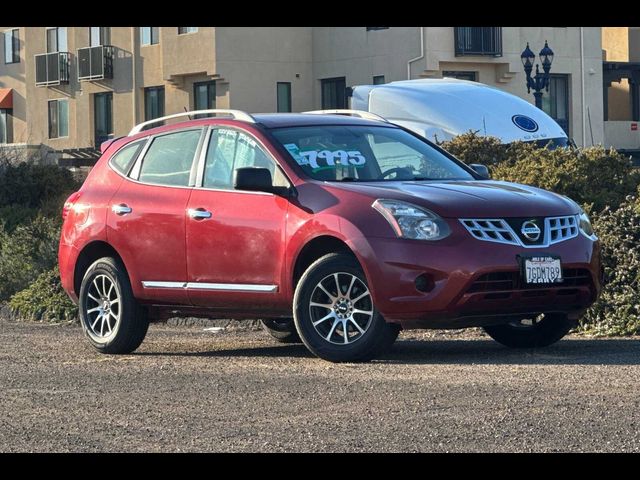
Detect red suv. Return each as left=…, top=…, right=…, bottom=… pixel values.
left=59, top=109, right=602, bottom=362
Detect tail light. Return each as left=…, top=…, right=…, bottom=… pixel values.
left=62, top=191, right=82, bottom=221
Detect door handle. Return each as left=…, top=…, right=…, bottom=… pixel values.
left=112, top=204, right=132, bottom=216
left=188, top=208, right=212, bottom=220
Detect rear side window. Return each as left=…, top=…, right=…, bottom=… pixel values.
left=203, top=128, right=289, bottom=190
left=138, top=129, right=201, bottom=187
left=110, top=141, right=145, bottom=175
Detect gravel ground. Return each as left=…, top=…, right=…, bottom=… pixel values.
left=1, top=319, right=639, bottom=452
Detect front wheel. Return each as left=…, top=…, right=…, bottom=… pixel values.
left=293, top=253, right=400, bottom=362
left=78, top=257, right=149, bottom=354
left=483, top=313, right=576, bottom=349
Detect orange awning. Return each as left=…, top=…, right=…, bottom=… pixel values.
left=0, top=88, right=13, bottom=109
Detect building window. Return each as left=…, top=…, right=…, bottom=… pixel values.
left=194, top=81, right=215, bottom=110
left=443, top=70, right=477, bottom=82
left=90, top=27, right=110, bottom=47
left=4, top=29, right=19, bottom=64
left=277, top=82, right=292, bottom=112
left=0, top=108, right=12, bottom=143
left=373, top=75, right=385, bottom=85
left=144, top=86, right=165, bottom=121
left=46, top=27, right=67, bottom=53
left=48, top=99, right=69, bottom=139
left=178, top=27, right=198, bottom=35
left=542, top=74, right=570, bottom=135
left=94, top=92, right=113, bottom=147
left=454, top=27, right=502, bottom=57
left=321, top=77, right=347, bottom=109
left=366, top=27, right=388, bottom=31
left=140, top=27, right=159, bottom=46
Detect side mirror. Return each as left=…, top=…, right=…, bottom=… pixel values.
left=234, top=167, right=274, bottom=193
left=469, top=163, right=490, bottom=179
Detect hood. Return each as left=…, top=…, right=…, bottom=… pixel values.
left=326, top=180, right=578, bottom=218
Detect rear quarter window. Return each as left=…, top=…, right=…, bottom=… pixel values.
left=110, top=140, right=145, bottom=175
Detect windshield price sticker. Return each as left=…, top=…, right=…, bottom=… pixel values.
left=288, top=149, right=366, bottom=172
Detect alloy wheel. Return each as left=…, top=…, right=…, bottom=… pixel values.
left=84, top=274, right=121, bottom=340
left=308, top=272, right=374, bottom=345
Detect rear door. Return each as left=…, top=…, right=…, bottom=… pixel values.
left=185, top=126, right=290, bottom=311
left=107, top=128, right=205, bottom=304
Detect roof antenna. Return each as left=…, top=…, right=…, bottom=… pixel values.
left=183, top=106, right=192, bottom=120
left=482, top=116, right=487, bottom=136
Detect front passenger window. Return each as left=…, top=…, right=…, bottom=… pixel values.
left=203, top=128, right=289, bottom=189
left=138, top=129, right=201, bottom=187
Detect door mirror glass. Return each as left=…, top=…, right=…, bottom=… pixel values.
left=469, top=163, right=490, bottom=179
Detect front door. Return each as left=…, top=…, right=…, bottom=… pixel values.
left=107, top=128, right=204, bottom=304
left=186, top=127, right=289, bottom=311
left=94, top=92, right=113, bottom=147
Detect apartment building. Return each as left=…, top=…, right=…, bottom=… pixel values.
left=0, top=27, right=603, bottom=160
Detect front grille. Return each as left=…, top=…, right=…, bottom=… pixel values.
left=460, top=219, right=519, bottom=246
left=467, top=268, right=592, bottom=294
left=547, top=215, right=579, bottom=243
left=460, top=215, right=579, bottom=247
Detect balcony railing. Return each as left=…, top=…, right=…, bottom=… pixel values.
left=454, top=27, right=502, bottom=57
left=35, top=52, right=71, bottom=87
left=78, top=45, right=114, bottom=81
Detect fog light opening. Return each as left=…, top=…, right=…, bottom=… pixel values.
left=415, top=273, right=435, bottom=293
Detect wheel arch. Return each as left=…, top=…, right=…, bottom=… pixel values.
left=291, top=235, right=359, bottom=291
left=73, top=241, right=128, bottom=298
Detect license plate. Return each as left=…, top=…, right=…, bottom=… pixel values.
left=521, top=255, right=563, bottom=284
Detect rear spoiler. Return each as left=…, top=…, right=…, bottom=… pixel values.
left=100, top=137, right=123, bottom=154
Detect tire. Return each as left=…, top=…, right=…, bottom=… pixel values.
left=483, top=313, right=576, bottom=349
left=293, top=253, right=400, bottom=362
left=78, top=256, right=149, bottom=354
left=260, top=318, right=301, bottom=343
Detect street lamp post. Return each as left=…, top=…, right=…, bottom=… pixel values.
left=521, top=41, right=555, bottom=109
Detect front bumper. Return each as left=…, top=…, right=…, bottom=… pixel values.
left=352, top=222, right=602, bottom=329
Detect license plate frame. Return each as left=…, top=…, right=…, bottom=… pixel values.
left=517, top=254, right=563, bottom=286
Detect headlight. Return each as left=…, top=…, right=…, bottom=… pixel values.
left=372, top=199, right=450, bottom=241
left=578, top=210, right=594, bottom=236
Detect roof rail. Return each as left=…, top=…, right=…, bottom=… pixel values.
left=128, top=109, right=256, bottom=136
left=303, top=109, right=387, bottom=123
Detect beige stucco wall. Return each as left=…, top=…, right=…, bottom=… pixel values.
left=215, top=27, right=313, bottom=112
left=602, top=27, right=629, bottom=61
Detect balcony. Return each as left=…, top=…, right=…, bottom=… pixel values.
left=35, top=52, right=70, bottom=87
left=78, top=45, right=114, bottom=81
left=454, top=27, right=502, bottom=57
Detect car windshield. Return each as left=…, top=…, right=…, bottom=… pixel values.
left=270, top=125, right=475, bottom=182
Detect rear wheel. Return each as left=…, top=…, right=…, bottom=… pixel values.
left=293, top=253, right=400, bottom=362
left=260, top=318, right=301, bottom=343
left=79, top=257, right=149, bottom=354
left=483, top=313, right=575, bottom=349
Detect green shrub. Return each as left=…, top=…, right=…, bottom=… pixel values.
left=9, top=266, right=78, bottom=322
left=579, top=196, right=640, bottom=335
left=439, top=133, right=640, bottom=212
left=439, top=132, right=535, bottom=166
left=0, top=204, right=40, bottom=232
left=0, top=215, right=61, bottom=301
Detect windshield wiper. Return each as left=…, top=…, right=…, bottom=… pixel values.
left=409, top=176, right=433, bottom=181
left=339, top=177, right=358, bottom=182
